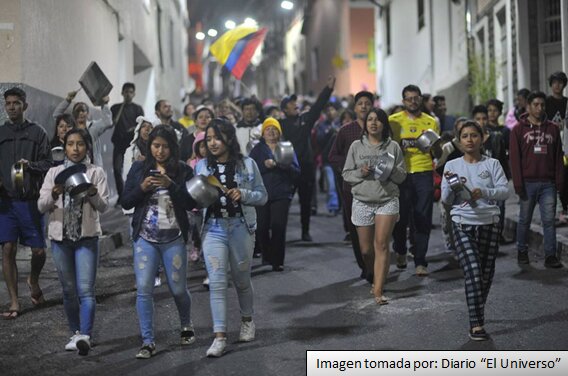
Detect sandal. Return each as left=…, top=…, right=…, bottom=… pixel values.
left=27, top=278, right=45, bottom=306
left=374, top=296, right=389, bottom=305
left=2, top=309, right=20, bottom=320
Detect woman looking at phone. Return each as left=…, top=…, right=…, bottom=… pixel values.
left=121, top=125, right=198, bottom=359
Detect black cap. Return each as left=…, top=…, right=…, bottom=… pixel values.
left=354, top=91, right=374, bottom=105
left=280, top=94, right=298, bottom=110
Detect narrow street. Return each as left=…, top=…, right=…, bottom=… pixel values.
left=1, top=195, right=567, bottom=376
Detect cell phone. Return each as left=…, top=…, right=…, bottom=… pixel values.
left=149, top=169, right=161, bottom=177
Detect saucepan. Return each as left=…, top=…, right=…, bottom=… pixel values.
left=274, top=141, right=295, bottom=166
left=51, top=146, right=65, bottom=162
left=55, top=164, right=93, bottom=200
left=445, top=173, right=477, bottom=207
left=186, top=175, right=219, bottom=208
left=416, top=129, right=441, bottom=153
left=373, top=152, right=395, bottom=182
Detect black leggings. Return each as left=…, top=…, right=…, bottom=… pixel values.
left=256, top=199, right=291, bottom=267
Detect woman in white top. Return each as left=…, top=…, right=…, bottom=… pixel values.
left=441, top=120, right=509, bottom=341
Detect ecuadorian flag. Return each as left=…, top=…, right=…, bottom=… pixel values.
left=210, top=25, right=267, bottom=80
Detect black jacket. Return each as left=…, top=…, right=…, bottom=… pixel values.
left=120, top=160, right=197, bottom=243
left=280, top=86, right=333, bottom=167
left=111, top=102, right=144, bottom=150
left=0, top=120, right=52, bottom=200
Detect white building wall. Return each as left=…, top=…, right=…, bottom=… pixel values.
left=376, top=0, right=468, bottom=112
left=285, top=17, right=305, bottom=94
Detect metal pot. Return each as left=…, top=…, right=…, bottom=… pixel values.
left=445, top=173, right=477, bottom=207
left=186, top=175, right=219, bottom=208
left=65, top=172, right=93, bottom=200
left=274, top=141, right=295, bottom=166
left=51, top=146, right=65, bottom=162
left=11, top=162, right=25, bottom=195
left=416, top=129, right=441, bottom=153
left=373, top=152, right=395, bottom=182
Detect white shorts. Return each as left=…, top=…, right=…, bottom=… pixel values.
left=351, top=198, right=399, bottom=227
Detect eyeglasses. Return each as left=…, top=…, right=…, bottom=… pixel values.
left=404, top=96, right=422, bottom=102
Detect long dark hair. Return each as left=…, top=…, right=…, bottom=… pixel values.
left=143, top=124, right=180, bottom=177
left=205, top=117, right=243, bottom=167
left=363, top=108, right=392, bottom=141
left=63, top=127, right=93, bottom=162
left=51, top=113, right=76, bottom=146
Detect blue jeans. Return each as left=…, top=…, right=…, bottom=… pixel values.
left=517, top=181, right=557, bottom=257
left=202, top=217, right=254, bottom=333
left=51, top=238, right=99, bottom=336
left=323, top=165, right=339, bottom=212
left=133, top=236, right=191, bottom=345
left=393, top=171, right=434, bottom=267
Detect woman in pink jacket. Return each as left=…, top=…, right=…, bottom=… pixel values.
left=38, top=128, right=109, bottom=356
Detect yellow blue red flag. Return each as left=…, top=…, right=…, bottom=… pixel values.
left=210, top=25, right=267, bottom=80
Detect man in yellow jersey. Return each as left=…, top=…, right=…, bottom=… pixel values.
left=389, top=85, right=439, bottom=276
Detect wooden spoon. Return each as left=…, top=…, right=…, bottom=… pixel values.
left=206, top=175, right=228, bottom=193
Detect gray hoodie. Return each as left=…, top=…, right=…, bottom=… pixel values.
left=342, top=136, right=406, bottom=204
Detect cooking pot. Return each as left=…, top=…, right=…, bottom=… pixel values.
left=373, top=152, right=396, bottom=182
left=445, top=173, right=477, bottom=207
left=274, top=141, right=295, bottom=166
left=246, top=139, right=260, bottom=154
left=416, top=129, right=441, bottom=153
left=51, top=146, right=65, bottom=162
left=55, top=164, right=93, bottom=200
left=11, top=162, right=25, bottom=195
left=186, top=175, right=219, bottom=208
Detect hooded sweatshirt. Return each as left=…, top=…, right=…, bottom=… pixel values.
left=509, top=113, right=564, bottom=195
left=342, top=136, right=407, bottom=204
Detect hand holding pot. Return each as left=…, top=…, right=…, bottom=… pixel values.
left=226, top=188, right=242, bottom=202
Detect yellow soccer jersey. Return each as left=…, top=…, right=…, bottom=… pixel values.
left=389, top=110, right=439, bottom=173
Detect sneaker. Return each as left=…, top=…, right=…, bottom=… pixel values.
left=396, top=254, right=407, bottom=269
left=189, top=248, right=200, bottom=262
left=469, top=328, right=489, bottom=341
left=301, top=232, right=313, bottom=242
left=206, top=337, right=227, bottom=357
left=415, top=265, right=429, bottom=276
left=202, top=277, right=210, bottom=290
left=136, top=343, right=156, bottom=359
left=181, top=325, right=196, bottom=345
left=65, top=331, right=80, bottom=351
left=76, top=334, right=91, bottom=356
left=154, top=276, right=162, bottom=287
left=517, top=252, right=529, bottom=265
left=544, top=255, right=563, bottom=269
left=556, top=211, right=568, bottom=226
left=239, top=320, right=256, bottom=342
left=343, top=233, right=351, bottom=243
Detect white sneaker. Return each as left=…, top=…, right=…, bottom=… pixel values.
left=154, top=276, right=162, bottom=287
left=65, top=331, right=80, bottom=351
left=239, top=320, right=255, bottom=342
left=76, top=334, right=91, bottom=356
left=202, top=277, right=209, bottom=290
left=206, top=337, right=226, bottom=357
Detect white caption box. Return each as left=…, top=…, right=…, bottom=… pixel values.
left=307, top=351, right=567, bottom=375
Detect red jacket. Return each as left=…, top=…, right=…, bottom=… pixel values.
left=509, top=114, right=564, bottom=195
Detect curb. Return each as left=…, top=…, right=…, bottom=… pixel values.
left=503, top=216, right=568, bottom=258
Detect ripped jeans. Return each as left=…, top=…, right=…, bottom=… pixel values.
left=133, top=236, right=191, bottom=345
left=202, top=217, right=254, bottom=333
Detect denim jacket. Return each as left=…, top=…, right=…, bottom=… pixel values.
left=194, top=157, right=268, bottom=234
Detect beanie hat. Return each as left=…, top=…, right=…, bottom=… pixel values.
left=261, top=117, right=282, bottom=136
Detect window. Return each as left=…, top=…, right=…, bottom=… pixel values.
left=417, top=0, right=425, bottom=30
left=542, top=0, right=561, bottom=43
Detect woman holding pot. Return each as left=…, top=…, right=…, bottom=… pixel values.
left=194, top=118, right=267, bottom=357
left=120, top=125, right=198, bottom=359
left=342, top=108, right=406, bottom=304
left=38, top=128, right=109, bottom=355
left=441, top=121, right=508, bottom=341
left=249, top=117, right=300, bottom=271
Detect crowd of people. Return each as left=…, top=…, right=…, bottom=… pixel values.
left=0, top=70, right=566, bottom=356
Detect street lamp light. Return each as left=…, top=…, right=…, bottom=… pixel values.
left=225, top=20, right=236, bottom=29
left=243, top=17, right=257, bottom=26
left=281, top=1, right=294, bottom=10
left=195, top=31, right=205, bottom=40
left=207, top=28, right=218, bottom=37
